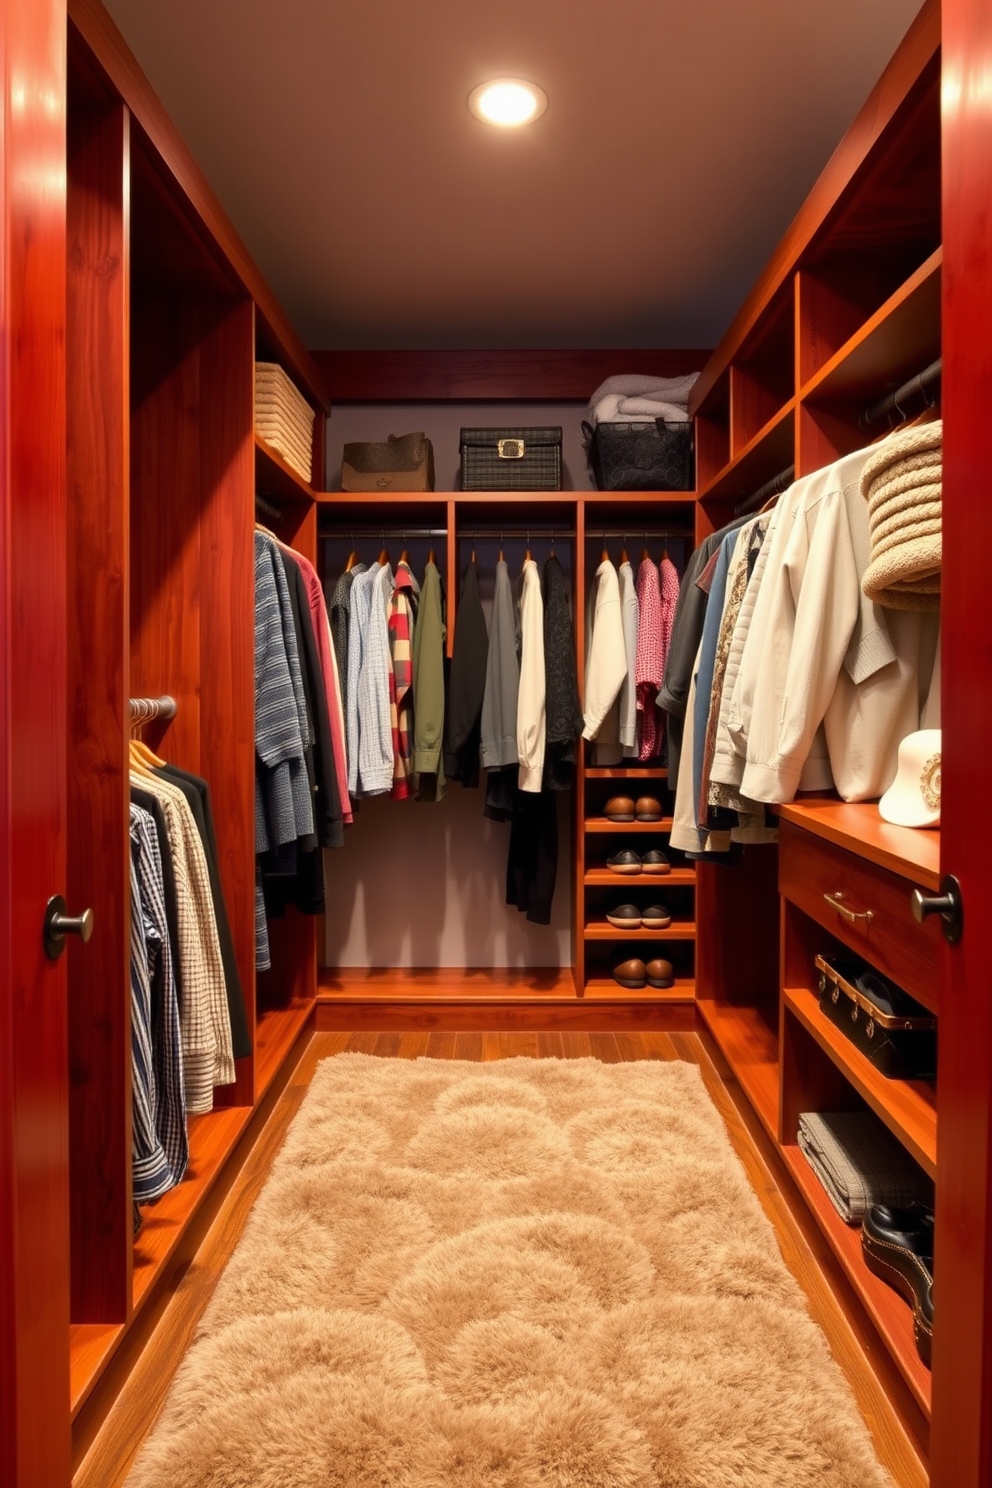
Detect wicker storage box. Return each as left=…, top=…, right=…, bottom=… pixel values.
left=584, top=418, right=694, bottom=491
left=255, top=362, right=316, bottom=484
left=815, top=953, right=937, bottom=1080
left=459, top=426, right=562, bottom=491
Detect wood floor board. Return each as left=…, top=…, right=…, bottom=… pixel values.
left=75, top=1028, right=926, bottom=1488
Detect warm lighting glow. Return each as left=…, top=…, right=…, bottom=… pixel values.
left=468, top=79, right=548, bottom=128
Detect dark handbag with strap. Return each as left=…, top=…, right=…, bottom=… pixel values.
left=341, top=432, right=435, bottom=492
left=584, top=418, right=694, bottom=491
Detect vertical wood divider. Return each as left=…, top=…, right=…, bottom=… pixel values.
left=446, top=499, right=457, bottom=658
left=66, top=96, right=132, bottom=1324
left=573, top=499, right=587, bottom=996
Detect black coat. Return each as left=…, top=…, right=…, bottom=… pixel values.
left=443, top=559, right=489, bottom=787
left=542, top=554, right=583, bottom=790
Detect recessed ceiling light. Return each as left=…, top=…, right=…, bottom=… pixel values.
left=468, top=78, right=548, bottom=128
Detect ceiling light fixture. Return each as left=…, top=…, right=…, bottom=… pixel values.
left=468, top=78, right=548, bottom=128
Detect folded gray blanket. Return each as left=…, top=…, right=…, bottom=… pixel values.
left=797, top=1110, right=932, bottom=1225
left=586, top=373, right=700, bottom=431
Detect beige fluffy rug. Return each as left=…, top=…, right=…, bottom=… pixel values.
left=127, top=1054, right=893, bottom=1488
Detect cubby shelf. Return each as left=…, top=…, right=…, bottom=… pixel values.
left=582, top=977, right=695, bottom=1002
left=696, top=998, right=780, bottom=1140
left=584, top=922, right=697, bottom=941
left=783, top=986, right=936, bottom=1177
left=799, top=250, right=942, bottom=407
left=697, top=398, right=795, bottom=503
left=583, top=868, right=696, bottom=886
left=584, top=817, right=675, bottom=833
left=781, top=1144, right=932, bottom=1417
left=254, top=999, right=315, bottom=1101
left=584, top=767, right=668, bottom=779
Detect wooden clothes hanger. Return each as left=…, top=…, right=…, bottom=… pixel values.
left=344, top=533, right=358, bottom=572
left=601, top=532, right=609, bottom=563
left=619, top=533, right=628, bottom=565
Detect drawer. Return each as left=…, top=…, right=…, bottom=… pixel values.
left=778, top=819, right=941, bottom=1012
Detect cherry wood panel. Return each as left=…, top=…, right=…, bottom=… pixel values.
left=784, top=986, right=937, bottom=1176
left=197, top=298, right=256, bottom=1106
left=932, top=1, right=992, bottom=1479
left=779, top=820, right=941, bottom=1011
left=584, top=868, right=696, bottom=885
left=775, top=800, right=941, bottom=890
left=584, top=816, right=675, bottom=833
left=689, top=0, right=940, bottom=415
left=67, top=0, right=328, bottom=411
left=254, top=433, right=316, bottom=503
left=585, top=767, right=668, bottom=779
left=66, top=95, right=132, bottom=1325
left=70, top=1324, right=124, bottom=1419
left=573, top=501, right=587, bottom=992
left=254, top=1000, right=315, bottom=1099
left=695, top=998, right=779, bottom=1139
left=583, top=922, right=697, bottom=940
left=0, top=2, right=71, bottom=1482
left=694, top=847, right=780, bottom=1004
left=781, top=1144, right=932, bottom=1418
left=779, top=992, right=856, bottom=1153
left=315, top=1001, right=697, bottom=1032
left=313, top=348, right=709, bottom=403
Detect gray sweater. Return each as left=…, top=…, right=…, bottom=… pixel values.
left=480, top=559, right=520, bottom=770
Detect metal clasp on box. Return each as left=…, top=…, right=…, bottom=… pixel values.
left=498, top=438, right=525, bottom=459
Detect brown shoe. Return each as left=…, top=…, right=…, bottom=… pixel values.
left=613, top=958, right=647, bottom=989
left=646, top=958, right=675, bottom=989
left=604, top=795, right=635, bottom=822
left=634, top=795, right=663, bottom=821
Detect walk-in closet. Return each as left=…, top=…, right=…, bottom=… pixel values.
left=2, top=0, right=991, bottom=1485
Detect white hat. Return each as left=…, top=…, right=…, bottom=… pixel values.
left=878, top=729, right=941, bottom=828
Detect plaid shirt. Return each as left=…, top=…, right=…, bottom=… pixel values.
left=389, top=561, right=419, bottom=799
left=130, top=805, right=187, bottom=1201
left=133, top=772, right=235, bottom=1114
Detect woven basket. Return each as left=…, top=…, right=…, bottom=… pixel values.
left=460, top=426, right=562, bottom=491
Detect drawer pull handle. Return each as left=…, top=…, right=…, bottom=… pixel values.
left=823, top=891, right=874, bottom=926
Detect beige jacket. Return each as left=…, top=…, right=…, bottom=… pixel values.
left=517, top=558, right=546, bottom=792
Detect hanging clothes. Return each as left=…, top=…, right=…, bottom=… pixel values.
left=516, top=557, right=546, bottom=793
left=412, top=558, right=446, bottom=801
left=635, top=556, right=665, bottom=761
left=505, top=789, right=559, bottom=926
left=542, top=553, right=582, bottom=791
left=618, top=557, right=639, bottom=757
left=388, top=559, right=419, bottom=800
left=279, top=546, right=343, bottom=846
left=345, top=564, right=375, bottom=797
left=480, top=557, right=519, bottom=773
left=582, top=557, right=626, bottom=745
left=329, top=563, right=364, bottom=725
left=281, top=542, right=352, bottom=827
left=356, top=560, right=396, bottom=797
left=444, top=558, right=489, bottom=788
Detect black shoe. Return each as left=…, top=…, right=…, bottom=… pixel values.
left=606, top=850, right=642, bottom=875
left=606, top=904, right=642, bottom=929
left=861, top=1203, right=934, bottom=1367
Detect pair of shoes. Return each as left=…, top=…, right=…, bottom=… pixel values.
left=861, top=1203, right=934, bottom=1367
left=612, top=957, right=675, bottom=990
left=606, top=904, right=671, bottom=929
left=604, top=795, right=663, bottom=822
left=606, top=849, right=670, bottom=875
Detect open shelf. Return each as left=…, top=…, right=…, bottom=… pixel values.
left=583, top=867, right=695, bottom=886
left=698, top=399, right=795, bottom=504
left=70, top=1323, right=125, bottom=1419
left=696, top=998, right=779, bottom=1139
left=255, top=431, right=315, bottom=502
left=318, top=967, right=577, bottom=1000
left=584, top=767, right=668, bottom=779
left=784, top=986, right=936, bottom=1177
left=584, top=922, right=696, bottom=941
left=582, top=977, right=695, bottom=1002
left=775, top=800, right=940, bottom=890
left=801, top=249, right=941, bottom=407
left=131, top=1105, right=251, bottom=1312
left=584, top=817, right=674, bottom=834
left=781, top=1143, right=932, bottom=1417
left=254, top=997, right=314, bottom=1100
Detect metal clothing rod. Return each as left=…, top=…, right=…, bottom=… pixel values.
left=735, top=463, right=795, bottom=517
left=320, top=527, right=693, bottom=541
left=255, top=493, right=282, bottom=520
left=129, top=695, right=177, bottom=723
left=860, top=357, right=942, bottom=430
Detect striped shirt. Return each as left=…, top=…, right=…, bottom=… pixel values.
left=389, top=561, right=419, bottom=798
left=130, top=801, right=188, bottom=1192
left=357, top=561, right=396, bottom=795
left=130, top=806, right=180, bottom=1202
left=346, top=565, right=375, bottom=796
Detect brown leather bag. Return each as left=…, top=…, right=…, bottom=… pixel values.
left=340, top=432, right=435, bottom=492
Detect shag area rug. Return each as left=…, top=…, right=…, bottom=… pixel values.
left=128, top=1054, right=893, bottom=1488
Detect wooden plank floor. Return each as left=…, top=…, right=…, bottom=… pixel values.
left=74, top=1031, right=927, bottom=1488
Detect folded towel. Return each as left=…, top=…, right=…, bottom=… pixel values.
left=586, top=373, right=700, bottom=431
left=797, top=1110, right=932, bottom=1225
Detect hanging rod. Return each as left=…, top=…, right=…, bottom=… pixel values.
left=320, top=526, right=694, bottom=542
left=860, top=357, right=941, bottom=430
left=734, top=463, right=795, bottom=517
left=255, top=493, right=282, bottom=521
left=129, top=695, right=177, bottom=723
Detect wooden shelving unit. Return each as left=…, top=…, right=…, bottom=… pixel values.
left=584, top=921, right=697, bottom=941
left=696, top=998, right=780, bottom=1139
left=584, top=816, right=676, bottom=833
left=583, top=868, right=697, bottom=885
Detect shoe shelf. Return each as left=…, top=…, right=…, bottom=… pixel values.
left=583, top=868, right=696, bottom=885
left=582, top=977, right=694, bottom=1002
left=584, top=922, right=697, bottom=941
left=584, top=767, right=668, bottom=779
left=584, top=817, right=675, bottom=833
left=781, top=1143, right=932, bottom=1417
left=784, top=985, right=936, bottom=1178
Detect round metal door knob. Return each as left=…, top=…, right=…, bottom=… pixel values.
left=43, top=895, right=95, bottom=960
left=909, top=874, right=963, bottom=945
